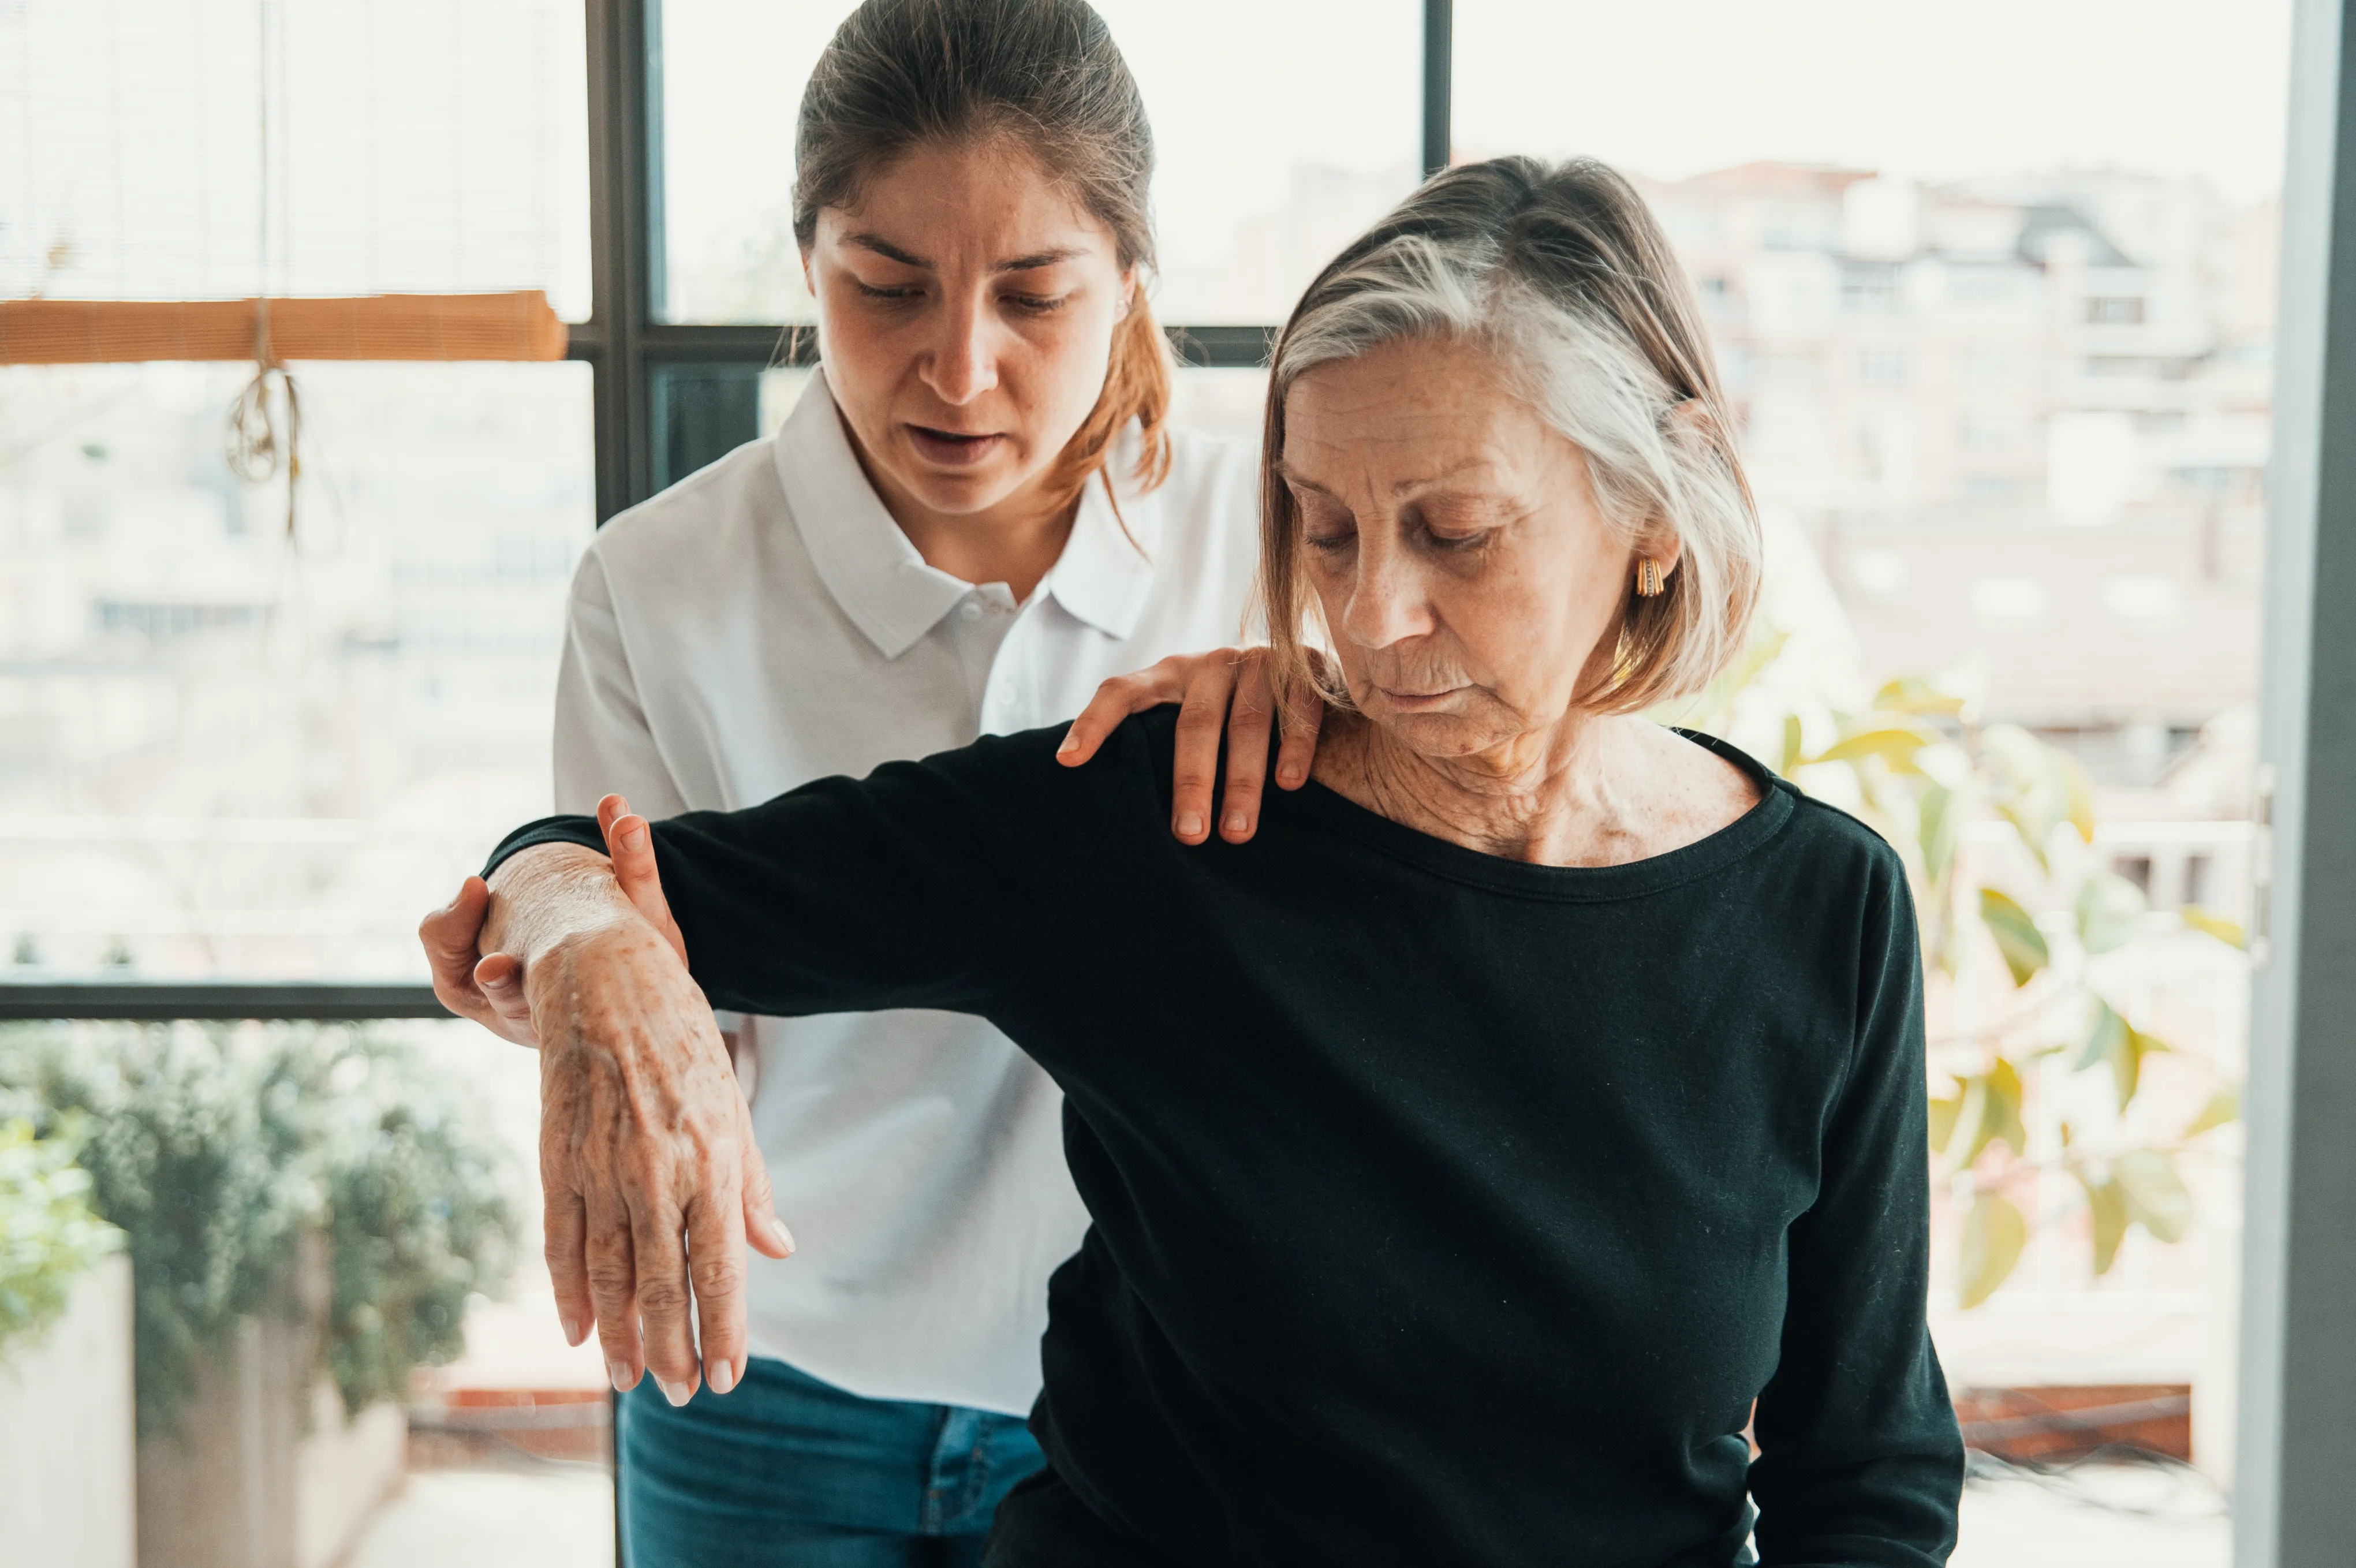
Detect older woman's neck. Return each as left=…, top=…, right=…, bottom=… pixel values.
left=1321, top=710, right=1754, bottom=868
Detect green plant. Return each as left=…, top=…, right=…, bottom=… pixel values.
left=0, top=1117, right=122, bottom=1367
left=1770, top=673, right=2244, bottom=1306
left=0, top=1021, right=518, bottom=1436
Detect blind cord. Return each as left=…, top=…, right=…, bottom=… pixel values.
left=225, top=0, right=300, bottom=538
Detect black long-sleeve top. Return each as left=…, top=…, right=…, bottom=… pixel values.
left=487, top=708, right=1963, bottom=1567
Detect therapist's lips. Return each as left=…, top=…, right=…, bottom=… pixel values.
left=905, top=424, right=1005, bottom=466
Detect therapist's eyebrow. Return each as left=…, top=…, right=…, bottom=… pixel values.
left=843, top=233, right=1088, bottom=274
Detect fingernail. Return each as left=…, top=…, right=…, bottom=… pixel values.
left=1278, top=766, right=1305, bottom=786
left=766, top=1215, right=797, bottom=1255
left=1177, top=813, right=1203, bottom=838
left=658, top=1376, right=694, bottom=1408
left=608, top=1358, right=634, bottom=1392
left=623, top=824, right=648, bottom=850
left=1056, top=732, right=1079, bottom=756
left=1223, top=813, right=1248, bottom=835
left=707, top=1359, right=735, bottom=1397
left=561, top=1316, right=584, bottom=1347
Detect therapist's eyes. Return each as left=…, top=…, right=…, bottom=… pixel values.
left=1001, top=291, right=1070, bottom=316
left=852, top=279, right=924, bottom=304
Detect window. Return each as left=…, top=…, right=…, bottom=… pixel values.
left=655, top=0, right=1422, bottom=326
left=1858, top=347, right=1911, bottom=384
left=2089, top=295, right=2149, bottom=324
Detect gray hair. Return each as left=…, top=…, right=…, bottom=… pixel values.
left=1259, top=156, right=1762, bottom=715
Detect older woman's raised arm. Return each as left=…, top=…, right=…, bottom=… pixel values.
left=1745, top=851, right=1966, bottom=1566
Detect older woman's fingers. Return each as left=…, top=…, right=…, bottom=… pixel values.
left=1274, top=671, right=1326, bottom=792
left=1170, top=656, right=1241, bottom=845
left=684, top=1188, right=748, bottom=1397
left=631, top=1196, right=702, bottom=1406
left=583, top=1183, right=643, bottom=1392
left=602, top=812, right=689, bottom=966
left=1216, top=650, right=1279, bottom=843
left=738, top=1102, right=794, bottom=1259
left=543, top=1181, right=592, bottom=1348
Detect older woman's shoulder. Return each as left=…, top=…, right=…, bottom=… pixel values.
left=1772, top=787, right=1916, bottom=897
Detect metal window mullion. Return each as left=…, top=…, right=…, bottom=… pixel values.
left=585, top=0, right=655, bottom=522
left=1422, top=0, right=1451, bottom=180
left=2234, top=0, right=2356, bottom=1562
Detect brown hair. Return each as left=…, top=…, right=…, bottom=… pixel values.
left=793, top=0, right=1172, bottom=505
left=1259, top=156, right=1760, bottom=716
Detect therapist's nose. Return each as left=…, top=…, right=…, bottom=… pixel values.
left=923, top=297, right=1000, bottom=407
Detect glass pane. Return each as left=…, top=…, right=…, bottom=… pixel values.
left=0, top=361, right=594, bottom=982
left=1458, top=3, right=2287, bottom=1557
left=655, top=0, right=1421, bottom=324
left=2, top=0, right=592, bottom=319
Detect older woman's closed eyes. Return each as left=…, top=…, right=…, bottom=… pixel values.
left=461, top=156, right=1965, bottom=1567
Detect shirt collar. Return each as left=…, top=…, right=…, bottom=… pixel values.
left=1040, top=421, right=1161, bottom=641
left=775, top=373, right=972, bottom=660
left=775, top=372, right=1162, bottom=656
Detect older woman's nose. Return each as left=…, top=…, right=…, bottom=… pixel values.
left=923, top=300, right=1002, bottom=406
left=1339, top=537, right=1435, bottom=651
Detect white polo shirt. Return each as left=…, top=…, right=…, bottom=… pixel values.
left=552, top=372, right=1261, bottom=1414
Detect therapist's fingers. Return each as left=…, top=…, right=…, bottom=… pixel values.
left=685, top=1185, right=748, bottom=1397
left=599, top=804, right=688, bottom=966
left=1216, top=649, right=1279, bottom=843
left=1169, top=655, right=1241, bottom=845
left=1056, top=656, right=1193, bottom=769
left=738, top=1100, right=794, bottom=1260
left=543, top=1179, right=592, bottom=1349
left=471, top=951, right=540, bottom=1045
left=1274, top=669, right=1326, bottom=794
left=421, top=877, right=539, bottom=1045
left=632, top=1194, right=701, bottom=1406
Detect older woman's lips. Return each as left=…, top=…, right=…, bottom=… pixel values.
left=1376, top=685, right=1463, bottom=711
left=906, top=424, right=1005, bottom=466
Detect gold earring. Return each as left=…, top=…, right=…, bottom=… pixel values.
left=1636, top=558, right=1664, bottom=598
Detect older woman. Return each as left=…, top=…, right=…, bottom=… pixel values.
left=457, top=157, right=1964, bottom=1565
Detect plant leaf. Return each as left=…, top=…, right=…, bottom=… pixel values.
left=1985, top=1058, right=2029, bottom=1158
left=1779, top=713, right=1805, bottom=779
left=2076, top=872, right=2149, bottom=956
left=2114, top=1148, right=2195, bottom=1244
left=1808, top=722, right=1936, bottom=770
left=1928, top=1092, right=1962, bottom=1155
left=2180, top=906, right=2247, bottom=949
left=1918, top=783, right=1960, bottom=884
left=1948, top=1075, right=1990, bottom=1170
left=2182, top=1084, right=2242, bottom=1139
left=2073, top=1171, right=2130, bottom=1276
left=1979, top=888, right=2050, bottom=987
left=1958, top=1191, right=2028, bottom=1308
left=2077, top=998, right=2128, bottom=1071
left=2056, top=749, right=2098, bottom=845
left=1872, top=675, right=1969, bottom=716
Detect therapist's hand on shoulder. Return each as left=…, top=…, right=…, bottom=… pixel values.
left=417, top=799, right=792, bottom=1406
left=1057, top=645, right=1326, bottom=845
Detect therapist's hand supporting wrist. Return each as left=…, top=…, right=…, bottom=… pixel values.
left=473, top=834, right=793, bottom=1407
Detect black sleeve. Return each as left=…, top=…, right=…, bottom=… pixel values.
left=1747, top=846, right=1965, bottom=1567
left=480, top=723, right=1131, bottom=1023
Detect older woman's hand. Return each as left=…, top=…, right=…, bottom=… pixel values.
left=1056, top=646, right=1324, bottom=844
left=451, top=815, right=793, bottom=1405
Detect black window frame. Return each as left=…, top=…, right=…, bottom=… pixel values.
left=0, top=0, right=1453, bottom=1021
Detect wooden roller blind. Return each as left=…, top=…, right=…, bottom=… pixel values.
left=0, top=291, right=568, bottom=364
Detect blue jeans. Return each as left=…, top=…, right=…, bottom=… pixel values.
left=616, top=1355, right=1046, bottom=1568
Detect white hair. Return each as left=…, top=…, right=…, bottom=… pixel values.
left=1260, top=156, right=1762, bottom=714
